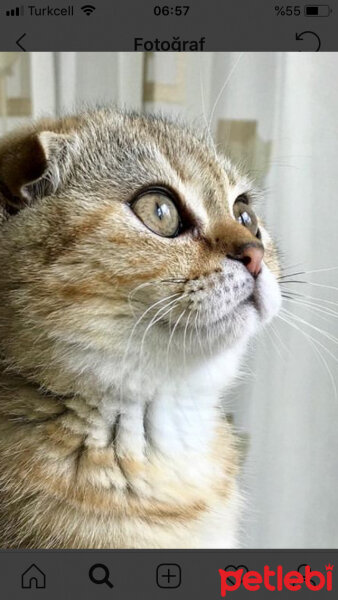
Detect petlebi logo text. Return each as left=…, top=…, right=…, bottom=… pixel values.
left=219, top=563, right=334, bottom=596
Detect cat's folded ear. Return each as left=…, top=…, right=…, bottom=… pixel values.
left=0, top=128, right=74, bottom=214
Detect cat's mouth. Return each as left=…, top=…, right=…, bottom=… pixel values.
left=165, top=263, right=281, bottom=337
left=132, top=264, right=281, bottom=355
left=197, top=292, right=256, bottom=331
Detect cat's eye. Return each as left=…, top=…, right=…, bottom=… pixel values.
left=131, top=188, right=181, bottom=238
left=233, top=198, right=259, bottom=237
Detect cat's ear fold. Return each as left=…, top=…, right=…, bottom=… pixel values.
left=0, top=129, right=73, bottom=213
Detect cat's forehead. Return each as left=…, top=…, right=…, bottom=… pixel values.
left=77, top=111, right=252, bottom=223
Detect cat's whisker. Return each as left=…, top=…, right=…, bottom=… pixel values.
left=281, top=280, right=338, bottom=293
left=280, top=289, right=338, bottom=308
left=182, top=309, right=193, bottom=368
left=278, top=279, right=308, bottom=285
left=278, top=271, right=306, bottom=280
left=277, top=312, right=337, bottom=400
left=281, top=306, right=338, bottom=347
left=281, top=308, right=338, bottom=362
left=127, top=278, right=186, bottom=314
left=166, top=309, right=187, bottom=371
left=192, top=309, right=205, bottom=359
left=265, top=327, right=284, bottom=360
left=280, top=265, right=338, bottom=278
left=282, top=290, right=338, bottom=308
left=279, top=310, right=338, bottom=360
left=127, top=281, right=161, bottom=313
left=282, top=294, right=338, bottom=321
left=119, top=292, right=183, bottom=402
left=131, top=292, right=181, bottom=331
left=268, top=323, right=288, bottom=360
left=279, top=261, right=305, bottom=273
left=200, top=310, right=214, bottom=359
left=188, top=308, right=195, bottom=349
left=160, top=278, right=187, bottom=284
left=282, top=300, right=333, bottom=324
left=302, top=281, right=338, bottom=293
left=139, top=296, right=186, bottom=360
left=271, top=321, right=290, bottom=357
left=138, top=304, right=181, bottom=380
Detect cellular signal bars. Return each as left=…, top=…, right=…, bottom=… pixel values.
left=6, top=6, right=24, bottom=16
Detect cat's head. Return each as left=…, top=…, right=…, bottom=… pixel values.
left=0, top=109, right=281, bottom=389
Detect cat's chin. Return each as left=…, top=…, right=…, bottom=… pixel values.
left=252, top=263, right=282, bottom=324
left=199, top=301, right=259, bottom=351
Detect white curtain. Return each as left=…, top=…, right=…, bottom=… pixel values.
left=1, top=52, right=337, bottom=547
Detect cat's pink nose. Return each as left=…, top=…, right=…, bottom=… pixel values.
left=237, top=244, right=264, bottom=277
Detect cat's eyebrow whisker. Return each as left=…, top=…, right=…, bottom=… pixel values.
left=199, top=66, right=217, bottom=157
left=277, top=312, right=337, bottom=400
left=208, top=52, right=244, bottom=134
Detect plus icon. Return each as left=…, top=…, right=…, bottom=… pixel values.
left=156, top=564, right=182, bottom=589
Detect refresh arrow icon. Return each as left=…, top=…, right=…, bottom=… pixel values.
left=296, top=31, right=321, bottom=51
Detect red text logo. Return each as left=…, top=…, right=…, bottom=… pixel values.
left=219, top=564, right=333, bottom=596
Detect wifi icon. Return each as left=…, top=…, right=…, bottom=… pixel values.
left=81, top=4, right=96, bottom=16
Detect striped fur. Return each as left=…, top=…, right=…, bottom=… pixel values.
left=0, top=109, right=281, bottom=548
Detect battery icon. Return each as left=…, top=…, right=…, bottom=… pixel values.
left=305, top=5, right=332, bottom=16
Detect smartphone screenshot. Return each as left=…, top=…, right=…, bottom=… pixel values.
left=0, top=0, right=337, bottom=597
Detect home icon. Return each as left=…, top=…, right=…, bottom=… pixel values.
left=21, top=564, right=46, bottom=589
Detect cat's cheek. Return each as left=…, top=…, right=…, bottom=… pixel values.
left=253, top=263, right=282, bottom=324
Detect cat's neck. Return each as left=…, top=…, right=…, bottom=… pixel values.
left=68, top=343, right=246, bottom=459
left=1, top=340, right=246, bottom=460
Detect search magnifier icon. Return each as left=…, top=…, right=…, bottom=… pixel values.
left=89, top=563, right=114, bottom=589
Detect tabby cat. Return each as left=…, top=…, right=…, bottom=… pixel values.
left=0, top=108, right=281, bottom=548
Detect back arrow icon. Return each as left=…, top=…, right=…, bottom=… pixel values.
left=16, top=34, right=26, bottom=51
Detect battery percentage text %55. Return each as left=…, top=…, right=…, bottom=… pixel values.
left=275, top=5, right=302, bottom=16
